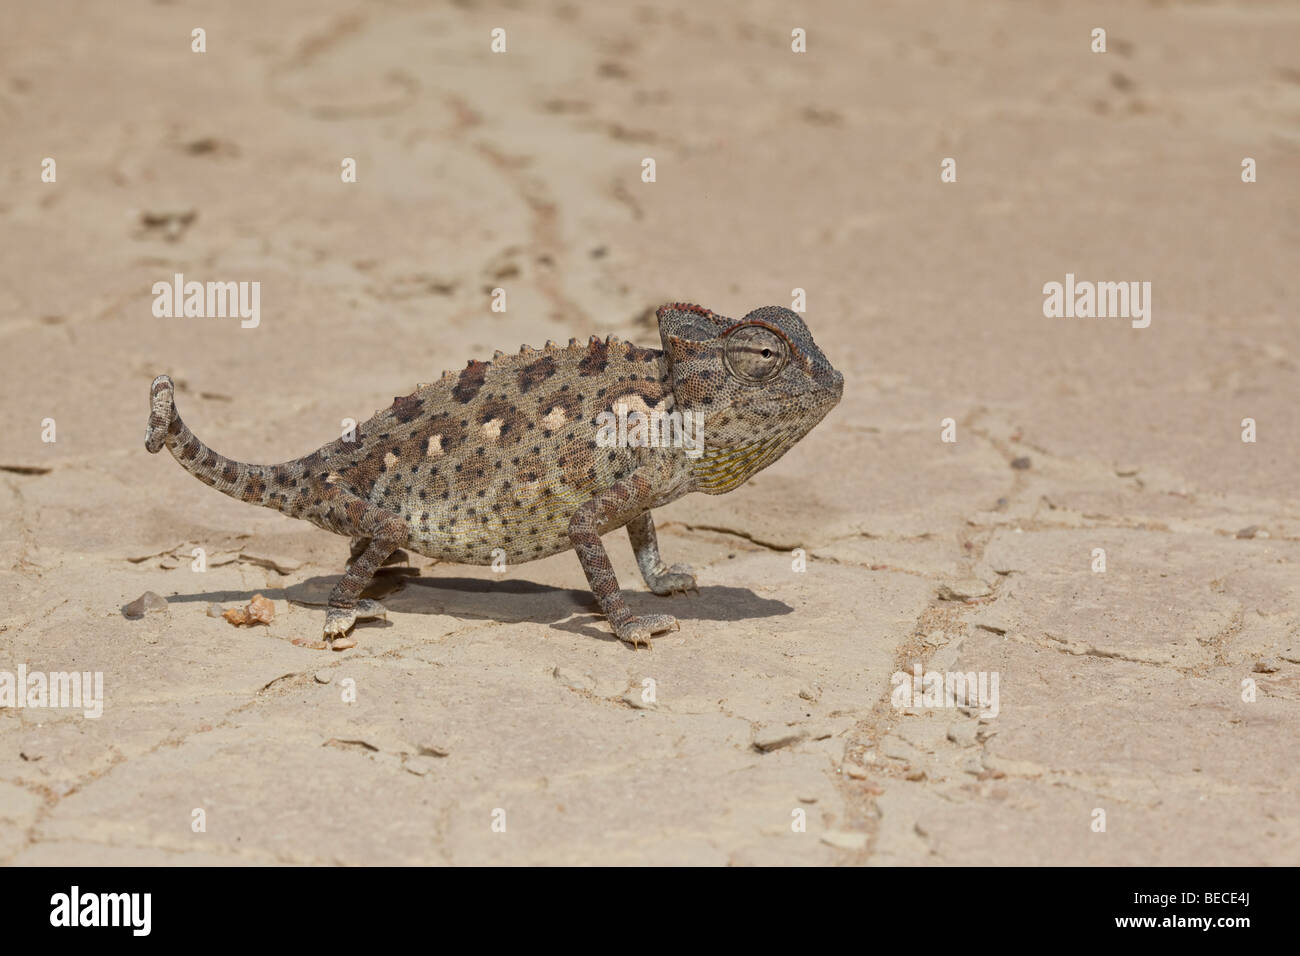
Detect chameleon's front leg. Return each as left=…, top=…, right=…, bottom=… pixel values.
left=626, top=511, right=698, bottom=596
left=569, top=474, right=679, bottom=649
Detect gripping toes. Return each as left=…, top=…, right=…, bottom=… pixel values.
left=613, top=613, right=679, bottom=649
left=323, top=600, right=387, bottom=640
left=324, top=606, right=357, bottom=639
left=354, top=599, right=387, bottom=621
left=646, top=563, right=698, bottom=596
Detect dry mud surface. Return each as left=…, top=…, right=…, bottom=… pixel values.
left=1, top=0, right=1298, bottom=864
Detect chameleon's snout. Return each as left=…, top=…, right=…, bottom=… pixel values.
left=145, top=375, right=175, bottom=453
left=823, top=366, right=844, bottom=401
left=811, top=362, right=843, bottom=407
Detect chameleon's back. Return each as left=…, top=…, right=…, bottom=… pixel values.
left=328, top=337, right=674, bottom=565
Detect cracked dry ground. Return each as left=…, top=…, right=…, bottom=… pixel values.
left=3, top=0, right=1300, bottom=863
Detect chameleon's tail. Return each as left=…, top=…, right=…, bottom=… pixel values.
left=144, top=375, right=178, bottom=454
left=145, top=374, right=302, bottom=510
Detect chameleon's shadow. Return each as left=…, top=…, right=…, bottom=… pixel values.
left=398, top=575, right=794, bottom=643
left=165, top=569, right=793, bottom=644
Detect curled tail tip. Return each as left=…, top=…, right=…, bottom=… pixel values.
left=145, top=374, right=175, bottom=453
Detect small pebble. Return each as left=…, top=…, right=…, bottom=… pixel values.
left=1236, top=526, right=1262, bottom=539
left=206, top=603, right=225, bottom=618
left=1254, top=658, right=1280, bottom=674
left=938, top=579, right=991, bottom=601
left=222, top=593, right=275, bottom=627
left=753, top=727, right=807, bottom=753
left=122, top=591, right=168, bottom=619
left=331, top=637, right=357, bottom=651
left=820, top=831, right=868, bottom=851
left=1010, top=456, right=1032, bottom=470
left=313, top=670, right=332, bottom=684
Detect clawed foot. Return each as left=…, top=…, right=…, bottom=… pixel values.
left=323, top=599, right=388, bottom=642
left=613, top=613, right=678, bottom=649
left=645, top=563, right=699, bottom=597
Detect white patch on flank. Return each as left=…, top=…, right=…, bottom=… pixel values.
left=481, top=418, right=503, bottom=440
left=426, top=435, right=443, bottom=457
left=542, top=406, right=567, bottom=430
left=383, top=452, right=398, bottom=469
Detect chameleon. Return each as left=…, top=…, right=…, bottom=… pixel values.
left=145, top=303, right=843, bottom=648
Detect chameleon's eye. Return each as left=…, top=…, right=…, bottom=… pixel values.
left=724, top=325, right=788, bottom=383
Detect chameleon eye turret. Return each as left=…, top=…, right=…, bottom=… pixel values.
left=723, top=324, right=789, bottom=383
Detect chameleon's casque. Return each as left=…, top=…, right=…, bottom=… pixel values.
left=145, top=303, right=843, bottom=647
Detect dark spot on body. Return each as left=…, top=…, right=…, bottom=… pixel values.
left=392, top=394, right=424, bottom=423
left=453, top=361, right=488, bottom=403
left=579, top=339, right=609, bottom=376
left=518, top=356, right=557, bottom=394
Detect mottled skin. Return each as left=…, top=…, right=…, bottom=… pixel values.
left=145, top=304, right=843, bottom=647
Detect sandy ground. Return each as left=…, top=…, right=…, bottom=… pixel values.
left=1, top=0, right=1298, bottom=865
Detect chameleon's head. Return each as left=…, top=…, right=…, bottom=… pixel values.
left=657, top=303, right=843, bottom=492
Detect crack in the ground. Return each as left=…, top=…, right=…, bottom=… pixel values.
left=669, top=522, right=801, bottom=552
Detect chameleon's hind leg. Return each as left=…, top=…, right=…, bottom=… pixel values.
left=317, top=487, right=408, bottom=641
left=626, top=512, right=698, bottom=596
left=348, top=536, right=410, bottom=570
